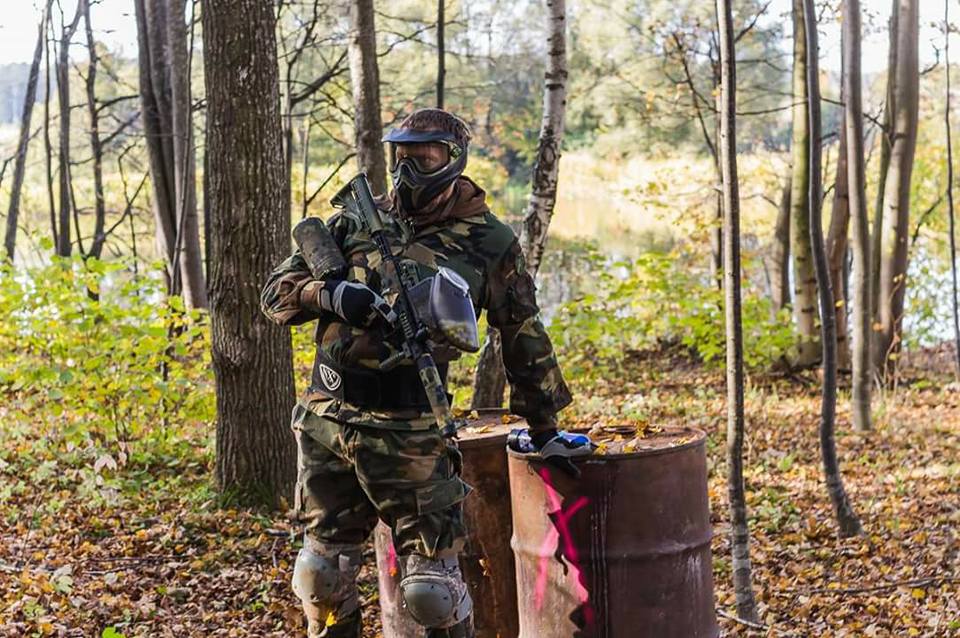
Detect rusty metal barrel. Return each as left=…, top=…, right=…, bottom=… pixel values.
left=376, top=410, right=521, bottom=637
left=508, top=426, right=717, bottom=638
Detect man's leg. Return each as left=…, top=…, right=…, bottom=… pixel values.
left=291, top=402, right=378, bottom=638
left=350, top=425, right=474, bottom=637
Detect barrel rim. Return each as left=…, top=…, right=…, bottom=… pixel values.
left=457, top=408, right=521, bottom=449
left=506, top=426, right=708, bottom=462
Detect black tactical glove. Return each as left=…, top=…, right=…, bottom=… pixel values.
left=530, top=428, right=594, bottom=479
left=303, top=279, right=396, bottom=328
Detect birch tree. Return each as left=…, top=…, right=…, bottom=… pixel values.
left=4, top=0, right=50, bottom=261
left=827, top=117, right=851, bottom=370
left=203, top=0, right=296, bottom=507
left=472, top=0, right=568, bottom=409
left=790, top=0, right=820, bottom=367
left=716, top=0, right=759, bottom=622
left=844, top=0, right=873, bottom=430
left=875, top=0, right=919, bottom=378
left=871, top=0, right=899, bottom=322
left=803, top=0, right=864, bottom=537
left=771, top=175, right=792, bottom=312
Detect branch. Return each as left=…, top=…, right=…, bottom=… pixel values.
left=290, top=49, right=349, bottom=106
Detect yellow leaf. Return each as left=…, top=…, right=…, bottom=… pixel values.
left=911, top=588, right=925, bottom=599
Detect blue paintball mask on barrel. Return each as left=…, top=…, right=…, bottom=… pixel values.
left=382, top=127, right=467, bottom=213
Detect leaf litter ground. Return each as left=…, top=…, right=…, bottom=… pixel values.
left=1, top=349, right=958, bottom=637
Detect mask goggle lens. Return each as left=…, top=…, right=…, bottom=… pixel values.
left=389, top=141, right=462, bottom=174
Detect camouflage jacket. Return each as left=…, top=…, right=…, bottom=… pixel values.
left=260, top=184, right=572, bottom=431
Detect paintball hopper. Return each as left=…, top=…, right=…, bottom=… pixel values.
left=407, top=267, right=480, bottom=353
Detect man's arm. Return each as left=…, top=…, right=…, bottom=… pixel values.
left=260, top=251, right=326, bottom=326
left=486, top=239, right=573, bottom=432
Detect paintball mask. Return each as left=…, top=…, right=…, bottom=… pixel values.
left=382, top=128, right=467, bottom=213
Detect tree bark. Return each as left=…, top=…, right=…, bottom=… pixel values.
left=348, top=0, right=387, bottom=197
left=875, top=0, right=919, bottom=379
left=44, top=10, right=57, bottom=248
left=844, top=0, right=874, bottom=430
left=82, top=0, right=107, bottom=260
left=790, top=0, right=820, bottom=367
left=55, top=1, right=83, bottom=258
left=134, top=0, right=206, bottom=307
left=472, top=0, right=567, bottom=409
left=520, top=0, right=567, bottom=276
left=771, top=174, right=792, bottom=312
left=827, top=117, right=851, bottom=370
left=945, top=0, right=960, bottom=377
left=437, top=0, right=445, bottom=109
left=4, top=0, right=49, bottom=261
left=803, top=0, right=864, bottom=538
left=203, top=0, right=297, bottom=508
left=167, top=0, right=206, bottom=308
left=716, top=0, right=760, bottom=622
left=871, top=0, right=899, bottom=324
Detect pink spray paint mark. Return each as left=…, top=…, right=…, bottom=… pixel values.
left=387, top=538, right=398, bottom=577
left=534, top=466, right=596, bottom=629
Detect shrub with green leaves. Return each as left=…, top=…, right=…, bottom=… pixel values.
left=549, top=249, right=795, bottom=380
left=0, top=258, right=214, bottom=452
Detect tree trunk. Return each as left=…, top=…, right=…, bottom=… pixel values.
left=871, top=0, right=899, bottom=324
left=790, top=0, right=820, bottom=367
left=56, top=1, right=83, bottom=258
left=348, top=0, right=387, bottom=197
left=203, top=0, right=297, bottom=508
left=134, top=0, right=206, bottom=307
left=472, top=0, right=567, bottom=409
left=167, top=0, right=206, bottom=308
left=875, top=0, right=919, bottom=379
left=520, top=0, right=567, bottom=275
left=803, top=0, right=863, bottom=538
left=771, top=174, right=792, bottom=312
left=945, top=0, right=960, bottom=377
left=82, top=0, right=107, bottom=260
left=437, top=0, right=445, bottom=109
left=4, top=0, right=49, bottom=261
left=827, top=118, right=851, bottom=370
left=844, top=0, right=874, bottom=430
left=716, top=0, right=760, bottom=622
left=44, top=10, right=57, bottom=248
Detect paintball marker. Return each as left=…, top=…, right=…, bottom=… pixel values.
left=328, top=173, right=475, bottom=438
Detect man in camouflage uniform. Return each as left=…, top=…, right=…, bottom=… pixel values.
left=261, top=108, right=582, bottom=638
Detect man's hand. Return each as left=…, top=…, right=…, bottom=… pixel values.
left=302, top=279, right=397, bottom=328
left=530, top=428, right=594, bottom=479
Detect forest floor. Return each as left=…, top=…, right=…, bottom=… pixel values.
left=1, top=347, right=959, bottom=637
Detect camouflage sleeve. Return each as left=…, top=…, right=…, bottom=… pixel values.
left=259, top=250, right=321, bottom=326
left=485, top=239, right=572, bottom=428
left=260, top=213, right=351, bottom=326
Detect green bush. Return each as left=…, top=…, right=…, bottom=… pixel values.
left=550, top=249, right=795, bottom=380
left=0, top=258, right=214, bottom=452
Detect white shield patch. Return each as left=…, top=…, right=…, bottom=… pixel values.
left=319, top=364, right=342, bottom=392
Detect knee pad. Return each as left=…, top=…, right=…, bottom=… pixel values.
left=399, top=554, right=473, bottom=629
left=292, top=539, right=361, bottom=630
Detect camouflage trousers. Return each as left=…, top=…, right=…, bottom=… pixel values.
left=291, top=399, right=471, bottom=558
